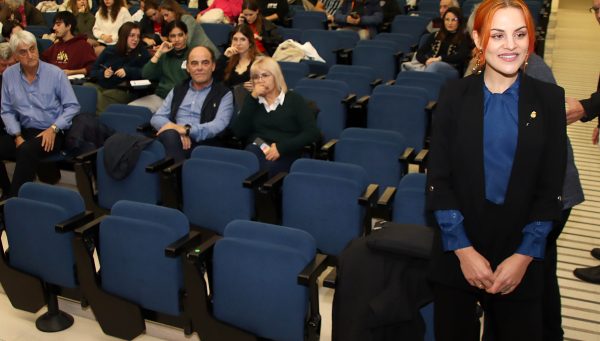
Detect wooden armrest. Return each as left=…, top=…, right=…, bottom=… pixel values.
left=262, top=172, right=287, bottom=191
left=146, top=157, right=175, bottom=173
left=425, top=101, right=437, bottom=111
left=165, top=230, right=204, bottom=257
left=74, top=216, right=106, bottom=236
left=385, top=80, right=396, bottom=86
left=74, top=148, right=98, bottom=163
left=359, top=184, right=379, bottom=206
left=297, top=253, right=328, bottom=286
left=342, top=94, right=357, bottom=104
left=163, top=160, right=185, bottom=174
left=377, top=186, right=397, bottom=207
left=186, top=235, right=221, bottom=262
left=55, top=211, right=95, bottom=233
left=243, top=169, right=270, bottom=188
left=370, top=79, right=383, bottom=87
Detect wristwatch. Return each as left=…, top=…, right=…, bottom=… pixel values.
left=51, top=124, right=59, bottom=133
left=184, top=124, right=191, bottom=137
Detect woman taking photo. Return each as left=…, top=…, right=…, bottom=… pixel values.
left=238, top=0, right=282, bottom=56
left=232, top=56, right=319, bottom=175
left=215, top=24, right=260, bottom=89
left=159, top=0, right=219, bottom=55
left=92, top=0, right=133, bottom=54
left=89, top=22, right=150, bottom=113
left=426, top=1, right=566, bottom=340
left=415, top=6, right=472, bottom=79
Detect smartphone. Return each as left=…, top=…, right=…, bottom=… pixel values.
left=253, top=137, right=271, bottom=154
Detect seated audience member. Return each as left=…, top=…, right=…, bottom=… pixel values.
left=139, top=0, right=162, bottom=47
left=1, top=21, right=23, bottom=41
left=238, top=0, right=282, bottom=56
left=322, top=0, right=343, bottom=22
left=42, top=11, right=97, bottom=76
left=0, top=42, right=16, bottom=126
left=426, top=0, right=460, bottom=32
left=129, top=20, right=191, bottom=112
left=92, top=0, right=133, bottom=54
left=160, top=0, right=219, bottom=55
left=380, top=0, right=401, bottom=25
left=215, top=24, right=259, bottom=89
left=0, top=42, right=15, bottom=77
left=256, top=0, right=288, bottom=26
left=4, top=0, right=45, bottom=27
left=131, top=0, right=144, bottom=21
left=232, top=56, right=319, bottom=175
left=67, top=0, right=96, bottom=42
left=0, top=30, right=80, bottom=197
left=151, top=45, right=233, bottom=162
left=414, top=6, right=471, bottom=79
left=196, top=0, right=243, bottom=23
left=88, top=21, right=150, bottom=112
left=334, top=0, right=383, bottom=40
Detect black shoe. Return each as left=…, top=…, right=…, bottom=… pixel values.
left=573, top=265, right=600, bottom=284
left=591, top=248, right=600, bottom=260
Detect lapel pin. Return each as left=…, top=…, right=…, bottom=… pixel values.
left=530, top=111, right=537, bottom=119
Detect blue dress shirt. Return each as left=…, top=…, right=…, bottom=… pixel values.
left=151, top=80, right=234, bottom=142
left=1, top=61, right=80, bottom=135
left=435, top=76, right=552, bottom=259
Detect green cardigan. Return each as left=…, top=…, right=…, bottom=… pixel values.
left=232, top=91, right=320, bottom=155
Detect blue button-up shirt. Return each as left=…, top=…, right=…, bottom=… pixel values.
left=1, top=61, right=80, bottom=136
left=435, top=76, right=552, bottom=259
left=151, top=80, right=233, bottom=142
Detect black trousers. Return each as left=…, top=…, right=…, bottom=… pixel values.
left=434, top=283, right=542, bottom=341
left=157, top=129, right=199, bottom=163
left=0, top=128, right=65, bottom=197
left=542, top=208, right=571, bottom=341
left=245, top=143, right=300, bottom=177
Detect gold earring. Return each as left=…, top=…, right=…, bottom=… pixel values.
left=472, top=49, right=483, bottom=74
left=523, top=53, right=529, bottom=71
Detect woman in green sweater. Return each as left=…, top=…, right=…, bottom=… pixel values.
left=232, top=56, right=320, bottom=175
left=129, top=20, right=190, bottom=112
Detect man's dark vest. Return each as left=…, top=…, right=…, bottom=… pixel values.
left=169, top=79, right=230, bottom=125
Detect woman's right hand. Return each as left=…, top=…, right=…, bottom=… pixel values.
left=455, top=246, right=495, bottom=290
left=158, top=41, right=174, bottom=54
left=104, top=66, right=114, bottom=78
left=224, top=46, right=239, bottom=58
left=238, top=15, right=246, bottom=25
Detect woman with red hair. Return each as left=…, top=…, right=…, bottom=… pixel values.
left=426, top=0, right=567, bottom=339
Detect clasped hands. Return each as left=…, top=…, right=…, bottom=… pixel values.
left=455, top=246, right=533, bottom=295
left=104, top=66, right=127, bottom=78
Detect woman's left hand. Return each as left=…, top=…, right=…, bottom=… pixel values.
left=486, top=253, right=533, bottom=295
left=265, top=143, right=280, bottom=161
left=114, top=68, right=126, bottom=78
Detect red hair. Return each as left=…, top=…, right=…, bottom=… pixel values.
left=472, top=0, right=536, bottom=68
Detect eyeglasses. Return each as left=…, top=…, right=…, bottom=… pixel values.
left=590, top=7, right=600, bottom=13
left=444, top=17, right=459, bottom=22
left=251, top=72, right=272, bottom=81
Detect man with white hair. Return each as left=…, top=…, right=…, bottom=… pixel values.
left=0, top=30, right=79, bottom=197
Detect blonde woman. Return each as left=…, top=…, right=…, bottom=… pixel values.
left=232, top=56, right=319, bottom=175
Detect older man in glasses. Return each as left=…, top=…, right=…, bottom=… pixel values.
left=150, top=45, right=233, bottom=162
left=0, top=30, right=79, bottom=198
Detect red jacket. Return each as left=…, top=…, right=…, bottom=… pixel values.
left=41, top=35, right=97, bottom=74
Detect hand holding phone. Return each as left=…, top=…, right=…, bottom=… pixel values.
left=253, top=137, right=271, bottom=154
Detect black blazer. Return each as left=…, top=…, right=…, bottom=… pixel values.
left=426, top=72, right=567, bottom=297
left=581, top=91, right=600, bottom=122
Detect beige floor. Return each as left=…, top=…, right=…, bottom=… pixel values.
left=1, top=1, right=600, bottom=340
